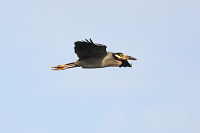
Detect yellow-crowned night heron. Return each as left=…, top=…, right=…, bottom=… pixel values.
left=52, top=39, right=137, bottom=70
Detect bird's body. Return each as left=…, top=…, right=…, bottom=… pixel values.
left=52, top=39, right=136, bottom=70
left=77, top=52, right=121, bottom=68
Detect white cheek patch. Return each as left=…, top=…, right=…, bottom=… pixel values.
left=114, top=54, right=121, bottom=59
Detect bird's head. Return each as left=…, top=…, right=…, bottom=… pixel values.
left=113, top=53, right=137, bottom=67
left=113, top=53, right=137, bottom=60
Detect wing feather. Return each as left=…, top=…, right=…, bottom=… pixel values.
left=74, top=39, right=107, bottom=60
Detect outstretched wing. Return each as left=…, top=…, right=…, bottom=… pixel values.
left=74, top=38, right=107, bottom=60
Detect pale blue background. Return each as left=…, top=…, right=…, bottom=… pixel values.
left=1, top=0, right=200, bottom=133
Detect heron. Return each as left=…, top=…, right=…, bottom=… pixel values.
left=51, top=39, right=137, bottom=70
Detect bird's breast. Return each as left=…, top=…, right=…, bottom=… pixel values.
left=101, top=53, right=122, bottom=67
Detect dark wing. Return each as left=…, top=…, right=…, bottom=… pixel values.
left=74, top=38, right=107, bottom=60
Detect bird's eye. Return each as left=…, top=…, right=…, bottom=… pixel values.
left=120, top=54, right=123, bottom=57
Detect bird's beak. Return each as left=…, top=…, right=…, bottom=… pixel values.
left=125, top=55, right=137, bottom=60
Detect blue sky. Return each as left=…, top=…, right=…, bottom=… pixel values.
left=1, top=0, right=200, bottom=133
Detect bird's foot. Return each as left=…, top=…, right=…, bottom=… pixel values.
left=51, top=63, right=79, bottom=71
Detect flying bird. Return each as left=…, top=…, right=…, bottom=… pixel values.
left=52, top=39, right=137, bottom=70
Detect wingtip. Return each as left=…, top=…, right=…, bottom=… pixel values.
left=84, top=38, right=94, bottom=44
left=85, top=39, right=90, bottom=43
left=89, top=38, right=94, bottom=44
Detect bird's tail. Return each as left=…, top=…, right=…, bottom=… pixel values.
left=51, top=62, right=79, bottom=71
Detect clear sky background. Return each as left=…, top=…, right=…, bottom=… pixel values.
left=1, top=0, right=200, bottom=133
